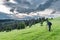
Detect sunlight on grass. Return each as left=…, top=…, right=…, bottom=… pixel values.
left=0, top=17, right=60, bottom=40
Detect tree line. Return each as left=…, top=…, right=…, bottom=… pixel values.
left=0, top=17, right=48, bottom=32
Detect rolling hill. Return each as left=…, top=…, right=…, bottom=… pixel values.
left=0, top=17, right=60, bottom=40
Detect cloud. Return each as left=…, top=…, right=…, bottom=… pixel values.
left=4, top=0, right=59, bottom=13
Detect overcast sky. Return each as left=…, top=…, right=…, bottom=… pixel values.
left=0, top=0, right=60, bottom=19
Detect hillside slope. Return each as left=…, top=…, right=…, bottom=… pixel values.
left=0, top=17, right=60, bottom=40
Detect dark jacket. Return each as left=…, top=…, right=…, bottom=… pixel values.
left=47, top=22, right=52, bottom=26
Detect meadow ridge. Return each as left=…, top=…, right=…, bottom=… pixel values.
left=0, top=17, right=60, bottom=40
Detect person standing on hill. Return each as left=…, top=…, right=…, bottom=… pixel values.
left=47, top=21, right=52, bottom=32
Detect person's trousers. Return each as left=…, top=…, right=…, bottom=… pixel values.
left=49, top=25, right=51, bottom=31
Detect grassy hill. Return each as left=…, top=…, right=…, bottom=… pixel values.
left=0, top=17, right=60, bottom=40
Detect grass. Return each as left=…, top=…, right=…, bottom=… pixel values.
left=0, top=17, right=60, bottom=40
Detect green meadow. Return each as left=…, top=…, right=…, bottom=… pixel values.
left=0, top=17, right=60, bottom=40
